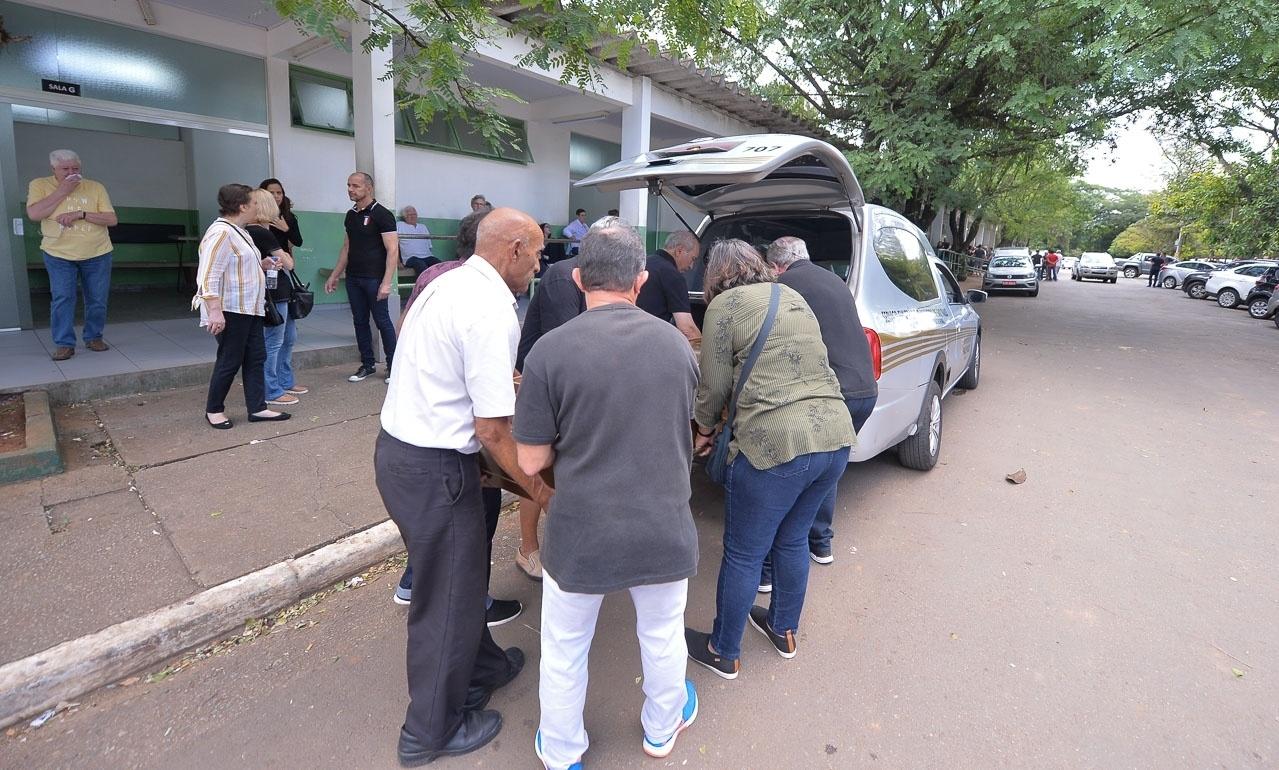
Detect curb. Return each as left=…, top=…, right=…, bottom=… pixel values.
left=2, top=344, right=359, bottom=405
left=0, top=391, right=63, bottom=484
left=0, top=519, right=403, bottom=729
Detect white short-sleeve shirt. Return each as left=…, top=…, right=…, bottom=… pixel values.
left=381, top=255, right=519, bottom=451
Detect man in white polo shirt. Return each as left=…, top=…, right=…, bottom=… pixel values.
left=376, top=207, right=552, bottom=765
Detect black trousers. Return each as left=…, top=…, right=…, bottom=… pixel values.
left=205, top=311, right=266, bottom=414
left=374, top=430, right=512, bottom=749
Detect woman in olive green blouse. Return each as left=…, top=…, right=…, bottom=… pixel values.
left=686, top=239, right=854, bottom=679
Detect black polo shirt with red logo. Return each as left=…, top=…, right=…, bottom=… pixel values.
left=344, top=200, right=397, bottom=278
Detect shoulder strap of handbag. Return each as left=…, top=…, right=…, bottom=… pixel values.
left=725, top=282, right=781, bottom=428
left=287, top=269, right=307, bottom=290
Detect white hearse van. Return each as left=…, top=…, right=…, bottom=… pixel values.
left=577, top=134, right=985, bottom=470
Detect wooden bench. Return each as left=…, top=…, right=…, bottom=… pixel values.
left=26, top=223, right=194, bottom=289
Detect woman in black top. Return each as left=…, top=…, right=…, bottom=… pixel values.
left=247, top=188, right=306, bottom=407
left=260, top=178, right=303, bottom=255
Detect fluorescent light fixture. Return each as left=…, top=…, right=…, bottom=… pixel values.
left=551, top=111, right=612, bottom=126
left=136, top=0, right=157, bottom=26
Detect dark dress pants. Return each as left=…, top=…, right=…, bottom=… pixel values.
left=346, top=276, right=397, bottom=369
left=374, top=431, right=511, bottom=749
left=205, top=311, right=266, bottom=414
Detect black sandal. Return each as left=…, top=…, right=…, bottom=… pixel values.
left=205, top=415, right=233, bottom=430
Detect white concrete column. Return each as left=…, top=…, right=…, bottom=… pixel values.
left=619, top=76, right=652, bottom=232
left=265, top=57, right=292, bottom=178
left=351, top=3, right=400, bottom=327
left=352, top=8, right=397, bottom=211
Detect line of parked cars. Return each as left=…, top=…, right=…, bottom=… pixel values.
left=1151, top=258, right=1279, bottom=327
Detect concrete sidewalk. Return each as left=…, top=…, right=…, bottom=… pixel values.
left=0, top=362, right=393, bottom=666
left=0, top=305, right=359, bottom=402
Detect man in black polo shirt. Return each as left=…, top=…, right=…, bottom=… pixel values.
left=765, top=236, right=878, bottom=565
left=636, top=231, right=701, bottom=344
left=324, top=171, right=399, bottom=382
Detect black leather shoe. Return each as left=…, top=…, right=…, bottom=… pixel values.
left=462, top=647, right=525, bottom=710
left=397, top=709, right=502, bottom=767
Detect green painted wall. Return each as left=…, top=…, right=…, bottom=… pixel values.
left=24, top=206, right=197, bottom=290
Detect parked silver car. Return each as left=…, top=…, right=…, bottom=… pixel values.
left=982, top=255, right=1039, bottom=296
left=1156, top=260, right=1217, bottom=288
left=1072, top=252, right=1119, bottom=282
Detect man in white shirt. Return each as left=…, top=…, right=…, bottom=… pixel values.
left=562, top=208, right=589, bottom=255
left=396, top=205, right=436, bottom=277
left=376, top=207, right=552, bottom=765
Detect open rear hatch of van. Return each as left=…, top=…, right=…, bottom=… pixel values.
left=574, top=134, right=864, bottom=216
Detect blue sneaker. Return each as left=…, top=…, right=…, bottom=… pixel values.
left=534, top=729, right=583, bottom=770
left=393, top=568, right=412, bottom=605
left=642, top=679, right=698, bottom=758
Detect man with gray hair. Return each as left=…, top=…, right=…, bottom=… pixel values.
left=763, top=235, right=878, bottom=566
left=637, top=230, right=701, bottom=344
left=515, top=222, right=702, bottom=768
left=26, top=149, right=119, bottom=360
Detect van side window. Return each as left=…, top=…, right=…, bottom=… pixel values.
left=936, top=264, right=962, bottom=303
left=874, top=226, right=940, bottom=302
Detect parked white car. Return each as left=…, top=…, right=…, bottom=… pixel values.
left=579, top=134, right=985, bottom=470
left=1203, top=262, right=1279, bottom=308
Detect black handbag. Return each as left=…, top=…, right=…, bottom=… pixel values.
left=263, top=298, right=285, bottom=327
left=706, top=283, right=781, bottom=485
left=287, top=270, right=314, bottom=320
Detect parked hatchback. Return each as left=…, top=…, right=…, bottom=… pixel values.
left=579, top=134, right=985, bottom=471
left=1073, top=252, right=1118, bottom=282
left=982, top=255, right=1039, bottom=296
left=1156, top=259, right=1216, bottom=289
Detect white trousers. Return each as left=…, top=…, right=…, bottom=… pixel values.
left=538, top=572, right=689, bottom=769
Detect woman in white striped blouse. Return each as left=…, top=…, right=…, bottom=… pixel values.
left=193, top=183, right=290, bottom=429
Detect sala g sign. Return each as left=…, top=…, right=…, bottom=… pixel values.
left=41, top=79, right=81, bottom=97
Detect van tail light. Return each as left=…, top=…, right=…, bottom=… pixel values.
left=864, top=327, right=882, bottom=381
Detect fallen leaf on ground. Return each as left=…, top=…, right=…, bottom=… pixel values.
left=210, top=510, right=222, bottom=518
left=1005, top=469, right=1028, bottom=484
left=1232, top=668, right=1245, bottom=678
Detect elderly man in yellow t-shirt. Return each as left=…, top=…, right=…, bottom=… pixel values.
left=26, top=149, right=118, bottom=361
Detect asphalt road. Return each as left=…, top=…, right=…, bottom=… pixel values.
left=4, top=273, right=1277, bottom=769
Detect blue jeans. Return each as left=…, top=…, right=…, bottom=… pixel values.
left=345, top=276, right=396, bottom=369
left=711, top=446, right=850, bottom=660
left=263, top=301, right=297, bottom=399
left=808, top=394, right=877, bottom=551
left=43, top=251, right=112, bottom=348
left=404, top=256, right=437, bottom=277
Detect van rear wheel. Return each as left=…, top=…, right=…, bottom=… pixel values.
left=957, top=337, right=980, bottom=390
left=898, top=381, right=943, bottom=471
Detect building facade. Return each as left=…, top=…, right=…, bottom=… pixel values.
left=0, top=0, right=822, bottom=331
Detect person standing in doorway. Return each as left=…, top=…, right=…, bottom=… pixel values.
left=515, top=221, right=701, bottom=769
left=562, top=209, right=589, bottom=255
left=397, top=206, right=436, bottom=277
left=324, top=172, right=399, bottom=383
left=26, top=149, right=118, bottom=361
left=376, top=207, right=551, bottom=765
left=764, top=236, right=876, bottom=566
left=637, top=231, right=702, bottom=345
